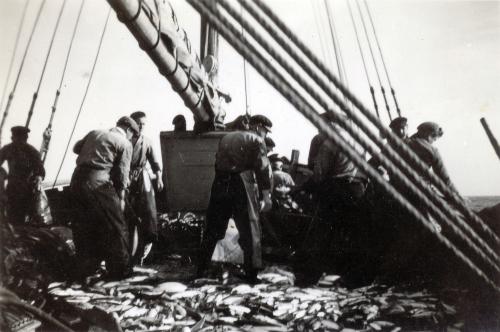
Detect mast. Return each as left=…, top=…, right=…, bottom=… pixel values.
left=480, top=117, right=500, bottom=162
left=106, top=0, right=224, bottom=130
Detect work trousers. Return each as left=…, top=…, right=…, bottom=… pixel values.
left=129, top=170, right=158, bottom=263
left=302, top=177, right=369, bottom=280
left=6, top=179, right=32, bottom=225
left=198, top=170, right=261, bottom=275
left=70, top=174, right=131, bottom=280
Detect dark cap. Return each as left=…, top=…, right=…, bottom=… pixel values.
left=268, top=153, right=281, bottom=163
left=130, top=111, right=146, bottom=121
left=249, top=114, right=272, bottom=132
left=389, top=117, right=408, bottom=130
left=172, top=114, right=186, bottom=125
left=417, top=121, right=443, bottom=137
left=117, top=116, right=140, bottom=134
left=265, top=136, right=276, bottom=149
left=11, top=126, right=30, bottom=136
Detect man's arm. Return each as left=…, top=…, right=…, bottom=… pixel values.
left=432, top=147, right=459, bottom=194
left=145, top=138, right=163, bottom=191
left=116, top=141, right=133, bottom=205
left=73, top=133, right=90, bottom=155
left=252, top=139, right=273, bottom=212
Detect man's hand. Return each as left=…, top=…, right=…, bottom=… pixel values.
left=156, top=172, right=164, bottom=192
left=119, top=189, right=126, bottom=212
left=33, top=176, right=43, bottom=192
left=260, top=189, right=272, bottom=212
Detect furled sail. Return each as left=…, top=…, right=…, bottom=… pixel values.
left=107, top=0, right=227, bottom=131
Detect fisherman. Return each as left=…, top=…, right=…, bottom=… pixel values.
left=70, top=116, right=139, bottom=280
left=197, top=114, right=273, bottom=282
left=408, top=121, right=459, bottom=195
left=172, top=114, right=187, bottom=133
left=369, top=116, right=409, bottom=180
left=302, top=116, right=371, bottom=283
left=265, top=136, right=276, bottom=154
left=0, top=126, right=45, bottom=225
left=269, top=154, right=295, bottom=198
left=307, top=112, right=333, bottom=170
left=129, top=111, right=163, bottom=264
left=0, top=167, right=6, bottom=219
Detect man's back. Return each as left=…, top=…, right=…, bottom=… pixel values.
left=0, top=142, right=44, bottom=180
left=74, top=128, right=132, bottom=190
left=216, top=131, right=267, bottom=173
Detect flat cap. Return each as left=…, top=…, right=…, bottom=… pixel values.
left=11, top=126, right=30, bottom=136
left=265, top=136, right=276, bottom=148
left=417, top=121, right=443, bottom=137
left=172, top=114, right=186, bottom=124
left=268, top=153, right=282, bottom=163
left=249, top=114, right=272, bottom=132
left=389, top=117, right=408, bottom=130
left=130, top=111, right=146, bottom=121
left=117, top=116, right=140, bottom=134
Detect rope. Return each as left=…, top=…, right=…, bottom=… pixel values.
left=52, top=8, right=111, bottom=188
left=247, top=0, right=500, bottom=249
left=0, top=0, right=29, bottom=113
left=354, top=0, right=392, bottom=121
left=0, top=0, right=46, bottom=145
left=323, top=0, right=343, bottom=82
left=363, top=0, right=401, bottom=117
left=188, top=0, right=500, bottom=293
left=240, top=4, right=250, bottom=116
left=310, top=0, right=330, bottom=70
left=25, top=0, right=67, bottom=128
left=323, top=0, right=351, bottom=110
left=41, top=0, right=86, bottom=164
left=347, top=0, right=379, bottom=119
left=217, top=0, right=500, bottom=275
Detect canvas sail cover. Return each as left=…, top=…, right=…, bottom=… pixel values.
left=140, top=0, right=226, bottom=130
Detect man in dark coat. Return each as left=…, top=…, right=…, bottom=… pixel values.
left=129, top=111, right=163, bottom=264
left=70, top=116, right=139, bottom=280
left=197, top=114, right=273, bottom=281
left=0, top=126, right=45, bottom=225
left=408, top=122, right=459, bottom=195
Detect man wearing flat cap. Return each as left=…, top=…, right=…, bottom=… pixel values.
left=389, top=117, right=409, bottom=141
left=129, top=111, right=163, bottom=264
left=0, top=126, right=45, bottom=225
left=197, top=114, right=273, bottom=282
left=70, top=116, right=139, bottom=280
left=408, top=121, right=458, bottom=194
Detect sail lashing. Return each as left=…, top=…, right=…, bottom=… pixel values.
left=106, top=0, right=228, bottom=132
left=185, top=0, right=500, bottom=293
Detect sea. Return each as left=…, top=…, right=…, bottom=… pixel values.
left=467, top=196, right=500, bottom=211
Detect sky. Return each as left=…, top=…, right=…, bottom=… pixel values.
left=0, top=0, right=499, bottom=196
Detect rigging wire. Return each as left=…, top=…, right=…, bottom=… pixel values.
left=25, top=0, right=67, bottom=128
left=41, top=0, right=86, bottom=163
left=355, top=0, right=392, bottom=121
left=0, top=0, right=29, bottom=113
left=240, top=4, right=250, bottom=116
left=311, top=0, right=332, bottom=72
left=0, top=0, right=46, bottom=145
left=189, top=0, right=500, bottom=292
left=323, top=0, right=344, bottom=83
left=52, top=8, right=111, bottom=188
left=363, top=0, right=401, bottom=117
left=323, top=1, right=352, bottom=109
left=347, top=0, right=379, bottom=119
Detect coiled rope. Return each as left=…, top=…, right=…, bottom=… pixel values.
left=25, top=0, right=67, bottom=128
left=52, top=8, right=111, bottom=188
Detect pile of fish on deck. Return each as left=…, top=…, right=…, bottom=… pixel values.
left=47, top=266, right=463, bottom=332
